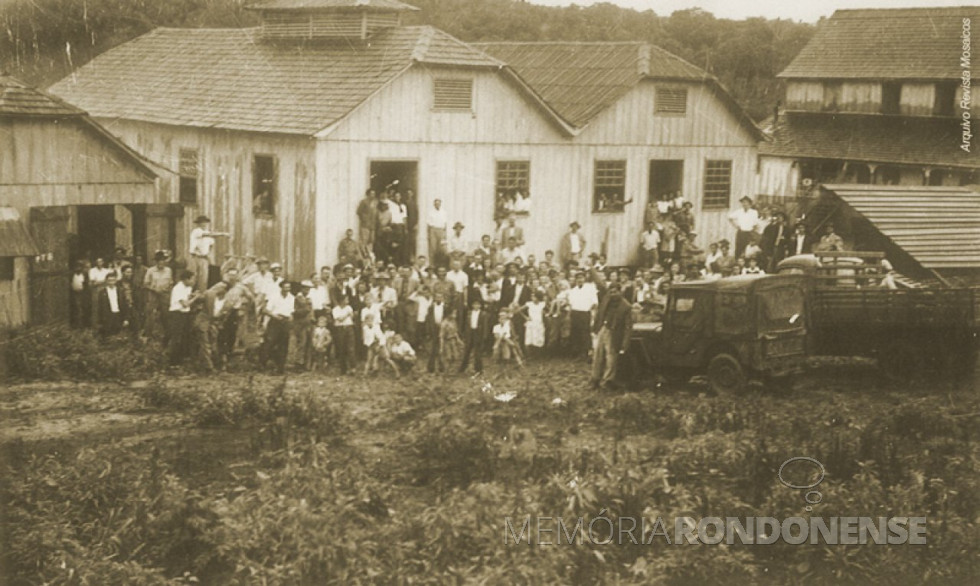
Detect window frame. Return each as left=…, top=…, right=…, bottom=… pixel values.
left=592, top=160, right=628, bottom=214
left=178, top=147, right=200, bottom=205
left=432, top=78, right=474, bottom=112
left=702, top=159, right=733, bottom=210
left=494, top=160, right=531, bottom=217
left=252, top=154, right=278, bottom=218
left=654, top=86, right=688, bottom=116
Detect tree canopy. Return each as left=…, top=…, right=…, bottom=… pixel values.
left=0, top=0, right=814, bottom=121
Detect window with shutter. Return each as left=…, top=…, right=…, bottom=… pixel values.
left=703, top=160, right=732, bottom=209
left=655, top=87, right=687, bottom=115
left=178, top=148, right=199, bottom=205
left=433, top=78, right=473, bottom=111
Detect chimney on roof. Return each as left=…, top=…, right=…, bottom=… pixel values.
left=249, top=0, right=420, bottom=42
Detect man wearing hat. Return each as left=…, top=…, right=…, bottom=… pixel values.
left=761, top=211, right=790, bottom=271
left=292, top=280, right=315, bottom=369
left=559, top=221, right=587, bottom=268
left=189, top=215, right=229, bottom=293
left=728, top=196, right=760, bottom=258
left=448, top=222, right=467, bottom=258
left=590, top=282, right=633, bottom=391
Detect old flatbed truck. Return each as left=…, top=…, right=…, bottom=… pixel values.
left=777, top=251, right=980, bottom=379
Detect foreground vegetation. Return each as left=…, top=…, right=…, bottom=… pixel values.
left=2, top=347, right=978, bottom=583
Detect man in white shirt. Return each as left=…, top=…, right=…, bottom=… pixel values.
left=427, top=199, right=448, bottom=263
left=261, top=280, right=295, bottom=373
left=567, top=271, right=599, bottom=357
left=639, top=222, right=661, bottom=269
left=446, top=258, right=470, bottom=304
left=447, top=222, right=467, bottom=258
left=728, top=196, right=760, bottom=258
left=189, top=215, right=229, bottom=293
left=499, top=237, right=526, bottom=265
left=425, top=290, right=447, bottom=373
left=559, top=221, right=586, bottom=268
left=308, top=273, right=331, bottom=317
left=168, top=270, right=198, bottom=366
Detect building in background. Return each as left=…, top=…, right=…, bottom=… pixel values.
left=0, top=76, right=167, bottom=324
left=759, top=6, right=980, bottom=203
left=48, top=0, right=762, bottom=272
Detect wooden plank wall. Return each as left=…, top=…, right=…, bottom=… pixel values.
left=318, top=70, right=759, bottom=267
left=100, top=120, right=317, bottom=276
left=0, top=258, right=30, bottom=328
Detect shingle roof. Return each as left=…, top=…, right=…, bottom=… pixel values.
left=821, top=184, right=980, bottom=270
left=474, top=42, right=706, bottom=128
left=779, top=6, right=980, bottom=80
left=249, top=0, right=419, bottom=11
left=0, top=76, right=84, bottom=117
left=760, top=112, right=980, bottom=169
left=49, top=26, right=502, bottom=135
left=0, top=208, right=40, bottom=257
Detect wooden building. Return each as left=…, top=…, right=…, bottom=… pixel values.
left=758, top=7, right=980, bottom=202
left=0, top=76, right=166, bottom=324
left=0, top=207, right=38, bottom=329
left=48, top=0, right=762, bottom=272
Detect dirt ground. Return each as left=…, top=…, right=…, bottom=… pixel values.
left=1, top=357, right=978, bottom=583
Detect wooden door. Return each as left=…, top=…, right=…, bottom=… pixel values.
left=29, top=206, right=71, bottom=325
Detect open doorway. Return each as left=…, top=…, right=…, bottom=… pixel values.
left=370, top=160, right=418, bottom=197
left=649, top=160, right=684, bottom=202
left=75, top=205, right=116, bottom=262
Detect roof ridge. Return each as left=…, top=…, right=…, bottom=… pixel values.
left=472, top=41, right=646, bottom=46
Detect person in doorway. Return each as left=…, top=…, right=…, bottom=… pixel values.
left=356, top=189, right=379, bottom=249
left=189, top=215, right=229, bottom=293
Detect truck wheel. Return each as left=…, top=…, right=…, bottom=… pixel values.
left=707, top=353, right=746, bottom=395
left=878, top=342, right=924, bottom=382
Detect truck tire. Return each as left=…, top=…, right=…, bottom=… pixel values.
left=707, top=353, right=746, bottom=395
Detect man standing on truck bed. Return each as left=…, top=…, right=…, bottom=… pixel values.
left=590, top=282, right=633, bottom=391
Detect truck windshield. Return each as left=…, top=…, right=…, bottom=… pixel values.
left=759, top=287, right=805, bottom=332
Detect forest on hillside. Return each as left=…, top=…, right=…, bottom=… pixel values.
left=0, top=0, right=815, bottom=121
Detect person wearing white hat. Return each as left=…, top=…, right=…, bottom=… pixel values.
left=189, top=215, right=229, bottom=293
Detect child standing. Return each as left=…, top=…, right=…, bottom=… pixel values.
left=522, top=290, right=547, bottom=356
left=362, top=313, right=399, bottom=377
left=331, top=296, right=356, bottom=375
left=310, top=315, right=333, bottom=372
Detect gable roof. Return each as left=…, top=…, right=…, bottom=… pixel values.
left=475, top=41, right=763, bottom=139
left=779, top=6, right=980, bottom=80
left=1, top=75, right=84, bottom=117
left=249, top=0, right=419, bottom=11
left=819, top=184, right=980, bottom=270
left=761, top=112, right=980, bottom=169
left=49, top=26, right=509, bottom=136
left=1, top=76, right=162, bottom=179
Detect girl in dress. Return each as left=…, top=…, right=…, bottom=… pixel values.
left=522, top=290, right=547, bottom=356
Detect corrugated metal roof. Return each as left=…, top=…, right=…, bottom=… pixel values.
left=249, top=0, right=419, bottom=11
left=49, top=26, right=502, bottom=135
left=780, top=6, right=980, bottom=80
left=0, top=208, right=40, bottom=257
left=822, top=184, right=980, bottom=269
left=0, top=76, right=84, bottom=117
left=761, top=112, right=980, bottom=169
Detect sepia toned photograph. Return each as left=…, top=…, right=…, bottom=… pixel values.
left=0, top=0, right=977, bottom=583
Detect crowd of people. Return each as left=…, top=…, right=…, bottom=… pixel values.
left=66, top=193, right=859, bottom=386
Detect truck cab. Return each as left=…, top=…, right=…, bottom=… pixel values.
left=624, top=274, right=808, bottom=393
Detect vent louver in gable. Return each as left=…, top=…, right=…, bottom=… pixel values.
left=433, top=78, right=473, bottom=110
left=655, top=87, right=687, bottom=115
